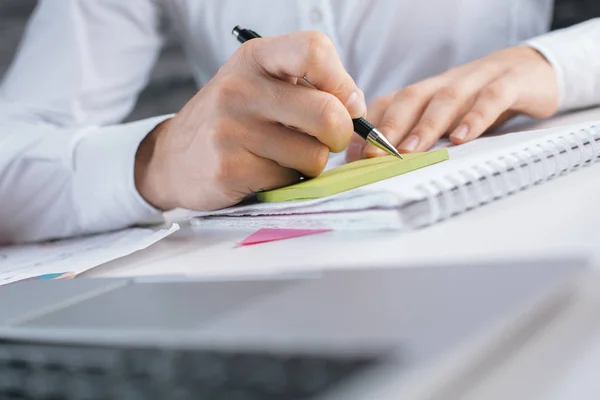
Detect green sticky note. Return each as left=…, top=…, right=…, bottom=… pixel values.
left=257, top=148, right=450, bottom=203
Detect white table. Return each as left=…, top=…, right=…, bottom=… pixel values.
left=84, top=106, right=600, bottom=280
left=81, top=107, right=600, bottom=398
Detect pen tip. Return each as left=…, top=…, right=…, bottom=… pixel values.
left=232, top=26, right=242, bottom=36
left=369, top=128, right=404, bottom=159
left=391, top=148, right=404, bottom=159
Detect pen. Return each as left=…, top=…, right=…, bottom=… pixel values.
left=232, top=26, right=403, bottom=159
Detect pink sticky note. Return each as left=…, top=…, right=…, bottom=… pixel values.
left=239, top=228, right=331, bottom=246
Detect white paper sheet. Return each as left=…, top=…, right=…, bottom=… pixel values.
left=0, top=224, right=179, bottom=285
left=191, top=121, right=600, bottom=231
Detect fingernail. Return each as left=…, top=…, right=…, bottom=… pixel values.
left=346, top=91, right=367, bottom=119
left=451, top=124, right=469, bottom=141
left=400, top=135, right=419, bottom=152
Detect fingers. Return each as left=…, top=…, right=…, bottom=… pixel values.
left=243, top=157, right=302, bottom=194
left=214, top=148, right=301, bottom=201
left=396, top=66, right=503, bottom=153
left=367, top=93, right=394, bottom=126
left=365, top=80, right=440, bottom=157
left=450, top=75, right=518, bottom=144
left=346, top=93, right=392, bottom=162
left=245, top=31, right=366, bottom=118
left=252, top=79, right=354, bottom=153
left=346, top=134, right=366, bottom=162
left=243, top=122, right=331, bottom=178
left=360, top=47, right=559, bottom=155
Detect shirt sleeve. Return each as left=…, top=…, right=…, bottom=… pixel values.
left=0, top=117, right=170, bottom=244
left=0, top=0, right=167, bottom=243
left=526, top=18, right=600, bottom=112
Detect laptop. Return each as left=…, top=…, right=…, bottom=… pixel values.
left=0, top=259, right=585, bottom=399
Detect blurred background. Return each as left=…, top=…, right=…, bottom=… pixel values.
left=0, top=0, right=197, bottom=122
left=1, top=0, right=599, bottom=122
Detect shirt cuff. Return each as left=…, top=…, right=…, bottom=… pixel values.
left=526, top=19, right=600, bottom=112
left=72, top=115, right=172, bottom=233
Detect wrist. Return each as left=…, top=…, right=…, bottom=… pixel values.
left=135, top=119, right=177, bottom=211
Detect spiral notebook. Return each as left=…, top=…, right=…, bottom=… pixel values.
left=191, top=121, right=600, bottom=231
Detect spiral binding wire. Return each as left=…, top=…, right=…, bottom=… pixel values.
left=415, top=125, right=600, bottom=227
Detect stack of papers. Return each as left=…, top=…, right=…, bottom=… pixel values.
left=0, top=224, right=179, bottom=285
left=191, top=121, right=600, bottom=231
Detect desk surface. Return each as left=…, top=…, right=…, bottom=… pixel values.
left=84, top=107, right=600, bottom=280
left=78, top=108, right=600, bottom=399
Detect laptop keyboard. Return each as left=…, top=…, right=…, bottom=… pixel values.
left=0, top=341, right=380, bottom=399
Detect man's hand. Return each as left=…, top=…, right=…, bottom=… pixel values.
left=347, top=46, right=559, bottom=161
left=135, top=31, right=366, bottom=211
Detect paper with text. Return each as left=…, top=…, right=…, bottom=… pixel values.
left=0, top=224, right=179, bottom=285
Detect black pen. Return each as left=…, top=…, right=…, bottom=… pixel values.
left=232, top=26, right=403, bottom=159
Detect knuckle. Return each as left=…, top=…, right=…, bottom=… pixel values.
left=418, top=117, right=437, bottom=131
left=395, top=85, right=422, bottom=101
left=214, top=74, right=245, bottom=105
left=305, top=31, right=334, bottom=65
left=378, top=118, right=399, bottom=135
left=467, top=108, right=487, bottom=124
left=435, top=85, right=462, bottom=103
left=481, top=84, right=508, bottom=102
left=237, top=39, right=261, bottom=66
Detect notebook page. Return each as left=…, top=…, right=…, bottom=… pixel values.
left=191, top=120, right=600, bottom=219
left=358, top=120, right=600, bottom=195
left=194, top=209, right=404, bottom=230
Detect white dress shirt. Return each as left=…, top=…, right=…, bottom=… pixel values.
left=1, top=0, right=599, bottom=243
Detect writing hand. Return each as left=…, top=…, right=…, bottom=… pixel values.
left=136, top=31, right=366, bottom=210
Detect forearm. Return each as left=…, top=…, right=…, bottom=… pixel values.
left=527, top=18, right=600, bottom=111
left=0, top=117, right=168, bottom=244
